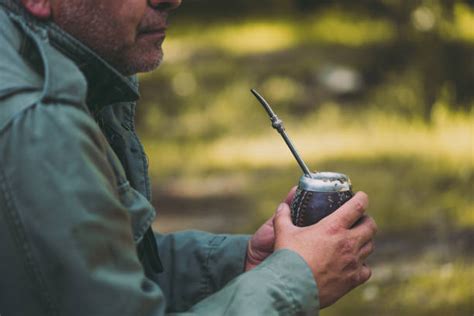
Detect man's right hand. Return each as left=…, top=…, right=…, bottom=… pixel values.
left=273, top=192, right=377, bottom=308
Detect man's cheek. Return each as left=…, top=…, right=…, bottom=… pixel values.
left=119, top=1, right=148, bottom=27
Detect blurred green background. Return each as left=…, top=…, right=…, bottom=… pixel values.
left=137, top=1, right=473, bottom=315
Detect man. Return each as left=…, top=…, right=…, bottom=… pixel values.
left=0, top=0, right=377, bottom=315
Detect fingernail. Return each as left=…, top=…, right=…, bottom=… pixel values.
left=277, top=203, right=286, bottom=213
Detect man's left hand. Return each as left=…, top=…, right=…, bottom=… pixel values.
left=245, top=187, right=297, bottom=271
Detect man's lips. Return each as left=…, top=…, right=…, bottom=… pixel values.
left=138, top=27, right=167, bottom=38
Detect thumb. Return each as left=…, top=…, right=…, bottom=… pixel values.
left=273, top=203, right=294, bottom=234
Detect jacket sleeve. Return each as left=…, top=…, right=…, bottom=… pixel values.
left=0, top=103, right=319, bottom=316
left=154, top=231, right=250, bottom=311
left=186, top=249, right=319, bottom=315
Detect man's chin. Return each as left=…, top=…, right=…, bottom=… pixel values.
left=115, top=50, right=164, bottom=76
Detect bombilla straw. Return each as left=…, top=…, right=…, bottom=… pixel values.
left=251, top=89, right=313, bottom=178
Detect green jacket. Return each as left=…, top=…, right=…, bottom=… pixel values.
left=0, top=1, right=319, bottom=315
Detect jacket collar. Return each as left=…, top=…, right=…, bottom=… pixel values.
left=0, top=0, right=140, bottom=111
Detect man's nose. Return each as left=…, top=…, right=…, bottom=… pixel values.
left=148, top=0, right=182, bottom=11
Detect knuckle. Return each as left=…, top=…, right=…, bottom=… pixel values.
left=326, top=222, right=342, bottom=235
left=339, top=238, right=356, bottom=255
left=343, top=253, right=358, bottom=270
left=351, top=266, right=372, bottom=286
left=348, top=257, right=358, bottom=271
left=350, top=271, right=361, bottom=286
left=354, top=201, right=365, bottom=215
left=368, top=241, right=376, bottom=253
left=368, top=217, right=378, bottom=235
left=362, top=266, right=372, bottom=282
left=348, top=237, right=358, bottom=251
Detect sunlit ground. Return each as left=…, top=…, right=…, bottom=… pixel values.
left=138, top=5, right=474, bottom=316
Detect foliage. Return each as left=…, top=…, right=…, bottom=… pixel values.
left=139, top=1, right=473, bottom=140
left=144, top=107, right=473, bottom=316
left=138, top=2, right=474, bottom=315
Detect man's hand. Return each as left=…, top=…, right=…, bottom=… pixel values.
left=245, top=188, right=297, bottom=271
left=274, top=192, right=377, bottom=308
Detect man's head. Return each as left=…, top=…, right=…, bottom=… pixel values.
left=21, top=0, right=182, bottom=75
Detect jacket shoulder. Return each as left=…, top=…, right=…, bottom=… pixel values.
left=0, top=8, right=44, bottom=93
left=0, top=8, right=88, bottom=131
left=0, top=8, right=45, bottom=127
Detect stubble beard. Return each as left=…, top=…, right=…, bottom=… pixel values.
left=53, top=1, right=164, bottom=76
left=119, top=39, right=164, bottom=76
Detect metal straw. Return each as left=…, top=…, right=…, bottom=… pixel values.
left=251, top=89, right=313, bottom=178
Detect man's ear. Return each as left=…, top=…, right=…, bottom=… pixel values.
left=20, top=0, right=52, bottom=19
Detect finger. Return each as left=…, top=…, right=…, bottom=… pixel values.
left=359, top=241, right=375, bottom=261
left=351, top=215, right=378, bottom=247
left=254, top=215, right=276, bottom=240
left=273, top=202, right=294, bottom=235
left=284, top=186, right=298, bottom=205
left=329, top=192, right=369, bottom=229
left=358, top=264, right=372, bottom=285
